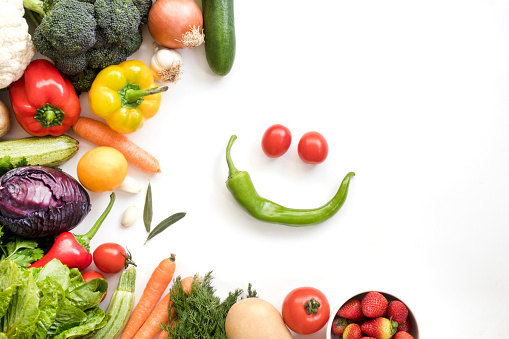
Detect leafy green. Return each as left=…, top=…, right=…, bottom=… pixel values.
left=163, top=272, right=256, bottom=338
left=0, top=156, right=28, bottom=177
left=0, top=226, right=45, bottom=268
left=0, top=259, right=109, bottom=338
left=0, top=264, right=40, bottom=337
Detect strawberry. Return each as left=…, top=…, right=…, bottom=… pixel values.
left=394, top=331, right=415, bottom=339
left=361, top=291, right=388, bottom=318
left=361, top=337, right=377, bottom=339
left=343, top=323, right=362, bottom=339
left=360, top=317, right=398, bottom=339
left=397, top=320, right=412, bottom=333
left=387, top=300, right=408, bottom=324
left=331, top=317, right=348, bottom=336
left=338, top=298, right=364, bottom=322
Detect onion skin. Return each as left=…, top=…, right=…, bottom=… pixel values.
left=0, top=166, right=91, bottom=238
left=148, top=0, right=204, bottom=49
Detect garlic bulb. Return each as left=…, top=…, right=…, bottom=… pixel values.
left=150, top=42, right=183, bottom=84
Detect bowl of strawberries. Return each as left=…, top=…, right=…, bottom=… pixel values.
left=326, top=291, right=418, bottom=339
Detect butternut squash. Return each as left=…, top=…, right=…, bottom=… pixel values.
left=225, top=298, right=292, bottom=339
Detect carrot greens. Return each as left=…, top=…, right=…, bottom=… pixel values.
left=162, top=272, right=256, bottom=338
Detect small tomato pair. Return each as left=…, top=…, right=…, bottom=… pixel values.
left=282, top=286, right=330, bottom=335
left=261, top=124, right=329, bottom=164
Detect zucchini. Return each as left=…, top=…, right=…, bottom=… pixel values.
left=0, top=135, right=78, bottom=167
left=203, top=0, right=236, bottom=76
left=92, top=267, right=136, bottom=339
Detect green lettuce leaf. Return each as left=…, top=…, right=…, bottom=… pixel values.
left=0, top=267, right=39, bottom=337
left=47, top=298, right=88, bottom=337
left=52, top=307, right=109, bottom=339
left=66, top=278, right=108, bottom=311
left=33, top=277, right=65, bottom=339
left=0, top=261, right=21, bottom=319
left=34, top=259, right=73, bottom=292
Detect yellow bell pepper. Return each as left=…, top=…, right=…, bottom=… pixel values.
left=88, top=60, right=168, bottom=134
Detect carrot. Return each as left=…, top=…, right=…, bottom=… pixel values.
left=72, top=117, right=161, bottom=174
left=120, top=254, right=177, bottom=339
left=133, top=276, right=194, bottom=339
left=155, top=331, right=168, bottom=339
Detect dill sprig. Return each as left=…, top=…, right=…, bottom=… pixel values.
left=162, top=271, right=256, bottom=338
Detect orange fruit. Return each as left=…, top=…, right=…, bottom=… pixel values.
left=77, top=146, right=128, bottom=193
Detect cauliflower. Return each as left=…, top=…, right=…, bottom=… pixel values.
left=0, top=0, right=36, bottom=89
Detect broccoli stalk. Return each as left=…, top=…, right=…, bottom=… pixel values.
left=23, top=0, right=45, bottom=26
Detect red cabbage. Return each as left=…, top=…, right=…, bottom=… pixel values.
left=0, top=166, right=91, bottom=238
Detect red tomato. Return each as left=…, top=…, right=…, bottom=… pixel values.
left=93, top=242, right=133, bottom=274
left=297, top=131, right=329, bottom=164
left=82, top=270, right=107, bottom=301
left=282, top=286, right=330, bottom=335
left=261, top=124, right=292, bottom=158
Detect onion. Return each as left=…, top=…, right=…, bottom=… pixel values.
left=148, top=0, right=205, bottom=49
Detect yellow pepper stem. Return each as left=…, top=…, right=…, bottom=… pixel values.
left=119, top=83, right=169, bottom=108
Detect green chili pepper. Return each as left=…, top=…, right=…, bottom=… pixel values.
left=225, top=135, right=355, bottom=226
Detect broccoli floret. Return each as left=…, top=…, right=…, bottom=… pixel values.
left=132, top=0, right=152, bottom=24
left=87, top=46, right=127, bottom=69
left=121, top=27, right=143, bottom=56
left=94, top=0, right=141, bottom=45
left=34, top=0, right=97, bottom=57
left=53, top=53, right=88, bottom=75
left=31, top=30, right=60, bottom=58
left=67, top=68, right=100, bottom=94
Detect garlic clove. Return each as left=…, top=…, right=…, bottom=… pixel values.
left=122, top=206, right=138, bottom=227
left=118, top=176, right=142, bottom=193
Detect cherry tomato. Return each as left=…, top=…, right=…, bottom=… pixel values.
left=282, top=286, right=330, bottom=335
left=261, top=124, right=292, bottom=158
left=297, top=131, right=329, bottom=164
left=93, top=242, right=135, bottom=274
left=82, top=270, right=107, bottom=301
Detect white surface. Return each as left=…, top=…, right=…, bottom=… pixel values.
left=2, top=0, right=509, bottom=337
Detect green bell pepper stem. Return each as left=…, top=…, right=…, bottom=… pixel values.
left=225, top=135, right=355, bottom=226
left=124, top=86, right=169, bottom=104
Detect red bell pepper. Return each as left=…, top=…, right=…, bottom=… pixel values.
left=8, top=59, right=81, bottom=137
left=29, top=193, right=115, bottom=271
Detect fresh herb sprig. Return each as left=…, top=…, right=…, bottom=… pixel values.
left=163, top=271, right=256, bottom=338
left=0, top=156, right=28, bottom=176
left=0, top=226, right=45, bottom=267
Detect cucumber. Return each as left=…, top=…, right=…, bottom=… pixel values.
left=91, top=267, right=136, bottom=339
left=0, top=135, right=79, bottom=168
left=203, top=0, right=236, bottom=76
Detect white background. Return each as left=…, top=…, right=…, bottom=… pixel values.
left=2, top=0, right=509, bottom=337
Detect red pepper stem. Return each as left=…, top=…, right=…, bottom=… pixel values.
left=124, top=86, right=168, bottom=103
left=74, top=192, right=116, bottom=251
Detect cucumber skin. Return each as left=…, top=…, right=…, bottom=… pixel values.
left=0, top=135, right=79, bottom=168
left=203, top=0, right=236, bottom=76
